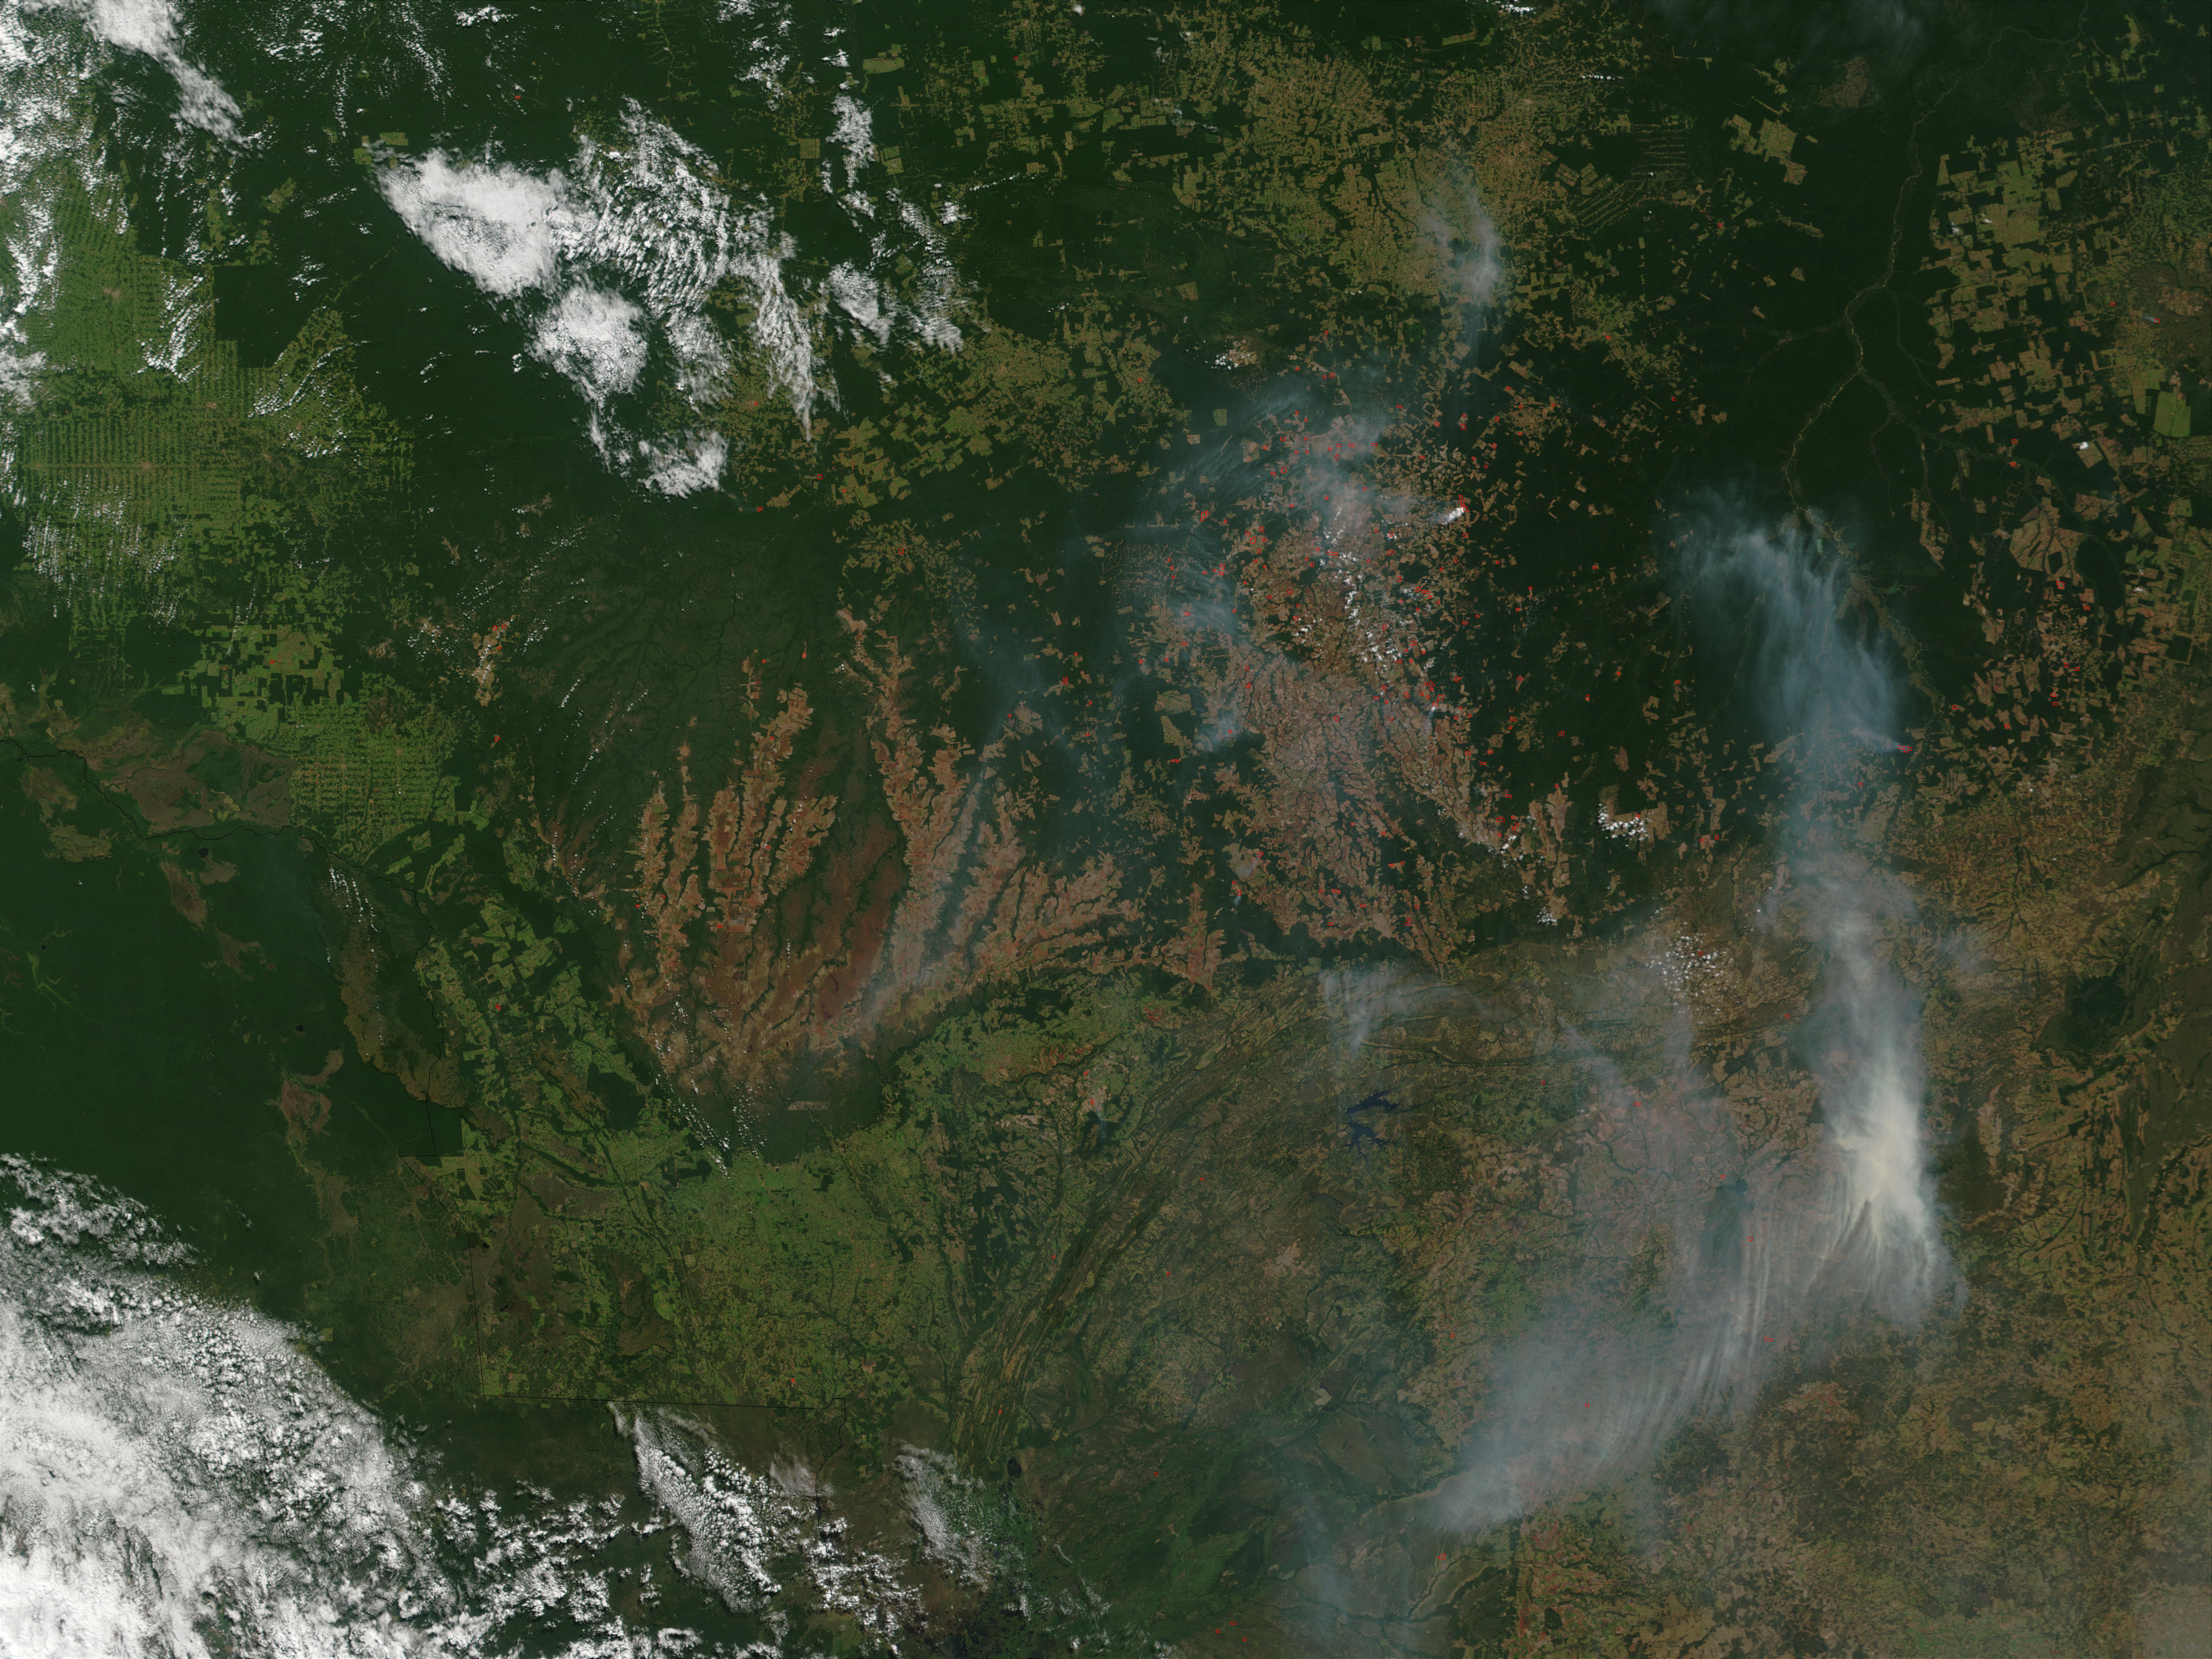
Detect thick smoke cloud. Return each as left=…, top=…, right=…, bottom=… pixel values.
left=1694, top=513, right=1947, bottom=1323
left=1438, top=509, right=1954, bottom=1531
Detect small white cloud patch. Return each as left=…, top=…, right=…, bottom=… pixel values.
left=531, top=284, right=647, bottom=401
left=828, top=261, right=890, bottom=346
left=377, top=88, right=967, bottom=496
left=377, top=111, right=801, bottom=494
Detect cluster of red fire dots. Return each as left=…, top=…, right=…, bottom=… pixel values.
left=944, top=379, right=1666, bottom=917
left=1135, top=406, right=1613, bottom=777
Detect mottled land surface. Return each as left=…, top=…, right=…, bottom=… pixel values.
left=1, top=1, right=2207, bottom=1654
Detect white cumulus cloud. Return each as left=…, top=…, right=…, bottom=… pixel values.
left=531, top=284, right=647, bottom=401
left=380, top=153, right=565, bottom=298
left=84, top=0, right=240, bottom=137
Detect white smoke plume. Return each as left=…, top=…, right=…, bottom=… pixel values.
left=1318, top=961, right=1430, bottom=1058
left=1693, top=512, right=1947, bottom=1323
left=1438, top=510, right=1954, bottom=1530
left=1425, top=178, right=1505, bottom=314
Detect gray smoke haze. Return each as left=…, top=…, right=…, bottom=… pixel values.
left=1319, top=961, right=1433, bottom=1058
left=1653, top=0, right=1941, bottom=82
left=1059, top=178, right=1513, bottom=763
left=1431, top=182, right=1505, bottom=315
left=1437, top=509, right=1954, bottom=1531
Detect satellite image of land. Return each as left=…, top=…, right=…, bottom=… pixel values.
left=1, top=0, right=2208, bottom=1653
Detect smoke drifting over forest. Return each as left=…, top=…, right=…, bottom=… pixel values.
left=1437, top=510, right=1956, bottom=1531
